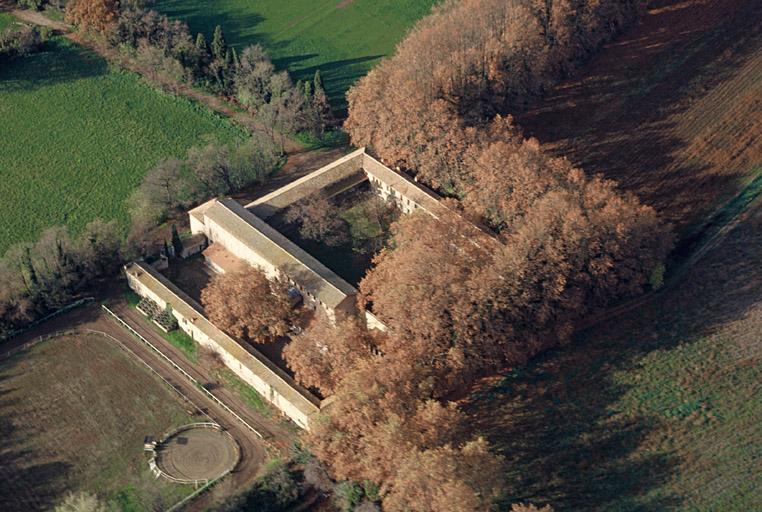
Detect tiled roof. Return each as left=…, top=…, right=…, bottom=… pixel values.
left=204, top=198, right=357, bottom=309
left=125, top=261, right=322, bottom=416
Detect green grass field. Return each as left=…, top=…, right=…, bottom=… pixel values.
left=0, top=332, right=196, bottom=511
left=0, top=12, right=16, bottom=31
left=467, top=204, right=762, bottom=510
left=155, top=0, right=437, bottom=106
left=0, top=37, right=245, bottom=255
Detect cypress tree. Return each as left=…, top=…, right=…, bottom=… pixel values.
left=313, top=69, right=324, bottom=93
left=211, top=25, right=227, bottom=60
left=231, top=47, right=240, bottom=70
left=303, top=79, right=313, bottom=98
left=171, top=224, right=183, bottom=258
left=195, top=32, right=208, bottom=54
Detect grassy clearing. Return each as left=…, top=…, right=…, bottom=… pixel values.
left=0, top=332, right=197, bottom=511
left=466, top=204, right=762, bottom=511
left=215, top=367, right=270, bottom=417
left=161, top=328, right=198, bottom=362
left=0, top=12, right=16, bottom=31
left=341, top=197, right=385, bottom=241
left=155, top=0, right=437, bottom=106
left=0, top=37, right=245, bottom=255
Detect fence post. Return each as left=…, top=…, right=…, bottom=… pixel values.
left=101, top=305, right=265, bottom=440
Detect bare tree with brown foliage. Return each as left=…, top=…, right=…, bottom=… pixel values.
left=359, top=211, right=501, bottom=392
left=283, top=316, right=381, bottom=395
left=510, top=504, right=554, bottom=512
left=384, top=438, right=503, bottom=512
left=283, top=193, right=348, bottom=247
left=201, top=267, right=293, bottom=343
left=346, top=0, right=647, bottom=177
left=307, top=351, right=503, bottom=510
left=65, top=0, right=120, bottom=33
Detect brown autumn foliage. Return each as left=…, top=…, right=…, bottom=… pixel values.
left=358, top=212, right=499, bottom=392
left=299, top=2, right=669, bottom=508
left=346, top=0, right=647, bottom=187
left=283, top=192, right=349, bottom=247
left=510, top=504, right=554, bottom=512
left=65, top=0, right=120, bottom=33
left=359, top=195, right=671, bottom=395
left=200, top=267, right=293, bottom=343
left=344, top=0, right=672, bottom=397
left=282, top=316, right=382, bottom=395
left=384, top=438, right=503, bottom=512
left=307, top=351, right=503, bottom=509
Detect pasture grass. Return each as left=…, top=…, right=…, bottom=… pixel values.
left=216, top=368, right=270, bottom=417
left=0, top=37, right=245, bottom=255
left=0, top=332, right=196, bottom=511
left=467, top=202, right=762, bottom=511
left=155, top=0, right=437, bottom=107
left=0, top=12, right=15, bottom=31
left=161, top=328, right=198, bottom=362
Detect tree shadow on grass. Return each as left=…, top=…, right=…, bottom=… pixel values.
left=0, top=38, right=107, bottom=94
left=153, top=1, right=280, bottom=53
left=288, top=54, right=385, bottom=112
left=466, top=345, right=680, bottom=511
left=0, top=368, right=72, bottom=511
left=464, top=203, right=762, bottom=509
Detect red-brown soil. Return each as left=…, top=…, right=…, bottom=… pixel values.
left=518, top=0, right=762, bottom=239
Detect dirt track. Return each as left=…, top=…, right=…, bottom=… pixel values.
left=518, top=0, right=762, bottom=238
left=3, top=300, right=296, bottom=511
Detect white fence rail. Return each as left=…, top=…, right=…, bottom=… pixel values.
left=101, top=305, right=265, bottom=440
left=148, top=422, right=240, bottom=489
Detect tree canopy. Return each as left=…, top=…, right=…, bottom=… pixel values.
left=201, top=267, right=294, bottom=343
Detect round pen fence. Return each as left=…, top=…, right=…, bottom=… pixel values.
left=148, top=422, right=241, bottom=488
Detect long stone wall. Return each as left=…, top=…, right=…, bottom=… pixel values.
left=125, top=261, right=322, bottom=430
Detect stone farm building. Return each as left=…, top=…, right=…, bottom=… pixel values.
left=125, top=148, right=455, bottom=428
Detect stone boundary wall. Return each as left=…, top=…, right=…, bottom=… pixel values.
left=124, top=261, right=322, bottom=430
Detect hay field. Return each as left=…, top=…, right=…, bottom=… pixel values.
left=0, top=332, right=197, bottom=511
left=155, top=0, right=437, bottom=107
left=0, top=36, right=245, bottom=255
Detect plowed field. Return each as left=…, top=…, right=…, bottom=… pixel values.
left=518, top=0, right=762, bottom=240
